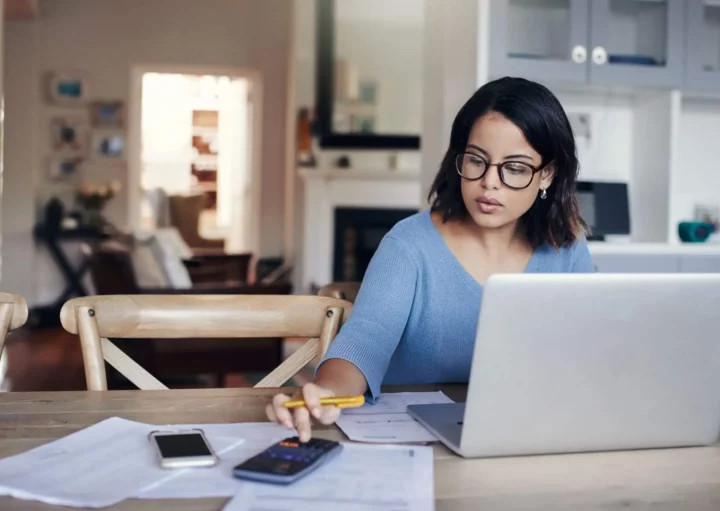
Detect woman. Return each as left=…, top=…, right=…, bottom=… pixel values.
left=267, top=77, right=594, bottom=441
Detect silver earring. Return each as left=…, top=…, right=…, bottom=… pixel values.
left=540, top=188, right=547, bottom=200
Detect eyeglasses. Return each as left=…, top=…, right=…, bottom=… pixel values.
left=455, top=152, right=543, bottom=190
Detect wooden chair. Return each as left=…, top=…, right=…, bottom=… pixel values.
left=0, top=293, right=28, bottom=356
left=59, top=295, right=352, bottom=391
left=168, top=194, right=225, bottom=251
left=318, top=282, right=361, bottom=303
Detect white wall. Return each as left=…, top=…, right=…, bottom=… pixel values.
left=421, top=0, right=480, bottom=203
left=2, top=0, right=292, bottom=304
left=670, top=97, right=720, bottom=241
left=0, top=0, right=5, bottom=282
left=2, top=19, right=37, bottom=300
left=286, top=0, right=316, bottom=291
left=555, top=88, right=635, bottom=184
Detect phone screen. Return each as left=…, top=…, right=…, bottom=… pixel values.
left=154, top=433, right=212, bottom=458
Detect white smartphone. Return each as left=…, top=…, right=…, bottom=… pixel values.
left=148, top=429, right=219, bottom=469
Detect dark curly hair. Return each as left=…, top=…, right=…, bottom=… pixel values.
left=428, top=77, right=587, bottom=249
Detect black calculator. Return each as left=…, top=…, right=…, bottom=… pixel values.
left=232, top=437, right=343, bottom=485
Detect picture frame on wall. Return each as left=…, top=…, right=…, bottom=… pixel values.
left=90, top=100, right=124, bottom=128
left=46, top=71, right=89, bottom=105
left=47, top=157, right=81, bottom=181
left=50, top=116, right=89, bottom=156
left=91, top=129, right=126, bottom=160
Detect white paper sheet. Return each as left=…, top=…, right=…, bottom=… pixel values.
left=336, top=391, right=454, bottom=443
left=0, top=417, right=171, bottom=508
left=137, top=422, right=289, bottom=499
left=0, top=417, right=254, bottom=508
left=224, top=442, right=435, bottom=511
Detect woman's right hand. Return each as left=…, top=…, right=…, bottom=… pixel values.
left=266, top=382, right=342, bottom=442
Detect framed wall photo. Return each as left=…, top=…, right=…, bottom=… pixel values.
left=46, top=71, right=89, bottom=105
left=91, top=100, right=124, bottom=128
left=48, top=157, right=81, bottom=181
left=50, top=116, right=89, bottom=156
left=91, top=130, right=126, bottom=160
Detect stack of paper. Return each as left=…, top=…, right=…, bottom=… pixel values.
left=336, top=391, right=453, bottom=443
left=0, top=417, right=179, bottom=508
left=224, top=443, right=435, bottom=511
left=0, top=391, right=444, bottom=508
left=0, top=417, right=284, bottom=507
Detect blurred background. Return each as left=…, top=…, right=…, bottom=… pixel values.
left=1, top=0, right=719, bottom=391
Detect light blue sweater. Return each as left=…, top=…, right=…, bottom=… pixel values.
left=320, top=209, right=595, bottom=401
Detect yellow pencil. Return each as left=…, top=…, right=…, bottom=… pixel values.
left=283, top=395, right=365, bottom=409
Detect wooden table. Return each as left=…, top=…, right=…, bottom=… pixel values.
left=2, top=385, right=720, bottom=510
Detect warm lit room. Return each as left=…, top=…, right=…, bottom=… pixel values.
left=1, top=0, right=720, bottom=509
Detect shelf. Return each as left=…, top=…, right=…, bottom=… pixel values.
left=588, top=242, right=720, bottom=254
left=298, top=168, right=421, bottom=182
left=334, top=102, right=377, bottom=115
left=192, top=183, right=218, bottom=192
left=192, top=154, right=218, bottom=164
left=192, top=126, right=219, bottom=136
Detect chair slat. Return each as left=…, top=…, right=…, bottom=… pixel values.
left=102, top=338, right=168, bottom=390
left=61, top=295, right=351, bottom=339
left=61, top=294, right=352, bottom=390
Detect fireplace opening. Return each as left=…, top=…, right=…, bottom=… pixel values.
left=333, top=207, right=418, bottom=282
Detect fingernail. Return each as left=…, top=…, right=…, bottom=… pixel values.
left=284, top=420, right=293, bottom=429
left=312, top=407, right=321, bottom=419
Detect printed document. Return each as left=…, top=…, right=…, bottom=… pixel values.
left=0, top=417, right=173, bottom=508
left=0, top=417, right=249, bottom=508
left=224, top=442, right=434, bottom=511
left=336, top=391, right=453, bottom=443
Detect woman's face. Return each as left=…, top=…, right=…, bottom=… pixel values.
left=459, top=112, right=554, bottom=231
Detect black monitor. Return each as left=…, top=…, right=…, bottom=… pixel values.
left=576, top=181, right=630, bottom=241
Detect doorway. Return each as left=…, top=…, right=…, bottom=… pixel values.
left=129, top=66, right=262, bottom=254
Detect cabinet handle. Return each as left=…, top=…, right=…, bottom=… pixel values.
left=571, top=45, right=587, bottom=64
left=592, top=46, right=608, bottom=65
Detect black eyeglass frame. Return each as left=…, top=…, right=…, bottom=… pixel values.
left=454, top=152, right=546, bottom=190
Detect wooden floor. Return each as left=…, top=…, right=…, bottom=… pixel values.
left=2, top=327, right=86, bottom=392
left=1, top=328, right=310, bottom=392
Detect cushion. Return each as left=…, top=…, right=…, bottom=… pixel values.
left=154, top=227, right=194, bottom=260
left=148, top=231, right=193, bottom=289
left=131, top=235, right=169, bottom=288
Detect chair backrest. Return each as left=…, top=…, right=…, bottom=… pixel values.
left=60, top=294, right=352, bottom=391
left=82, top=242, right=142, bottom=295
left=0, top=293, right=29, bottom=356
left=168, top=194, right=224, bottom=250
left=318, top=282, right=361, bottom=303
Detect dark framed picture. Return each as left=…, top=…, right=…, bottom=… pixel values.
left=91, top=130, right=126, bottom=160
left=91, top=100, right=124, bottom=128
left=48, top=157, right=81, bottom=181
left=50, top=116, right=89, bottom=156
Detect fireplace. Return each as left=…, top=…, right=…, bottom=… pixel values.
left=333, top=207, right=418, bottom=282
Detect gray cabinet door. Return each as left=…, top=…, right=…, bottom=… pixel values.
left=588, top=0, right=685, bottom=88
left=686, top=0, right=720, bottom=92
left=488, top=0, right=589, bottom=85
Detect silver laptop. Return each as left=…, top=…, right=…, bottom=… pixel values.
left=407, top=273, right=720, bottom=458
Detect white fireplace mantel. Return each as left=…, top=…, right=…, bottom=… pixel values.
left=299, top=168, right=422, bottom=292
